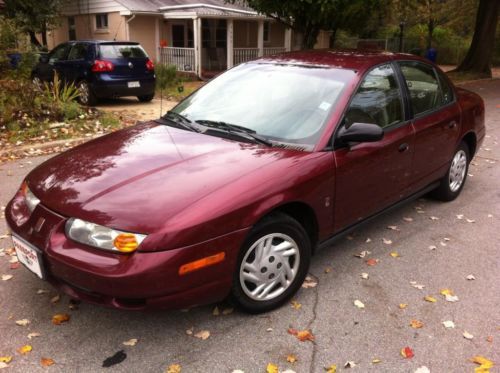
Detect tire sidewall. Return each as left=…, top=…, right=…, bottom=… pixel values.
left=231, top=214, right=311, bottom=313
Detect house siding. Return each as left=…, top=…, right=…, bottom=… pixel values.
left=128, top=15, right=163, bottom=60
left=61, top=0, right=127, bottom=15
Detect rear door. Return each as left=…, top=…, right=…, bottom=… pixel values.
left=38, top=43, right=72, bottom=82
left=333, top=63, right=415, bottom=231
left=397, top=61, right=461, bottom=192
left=97, top=43, right=151, bottom=80
left=65, top=42, right=92, bottom=83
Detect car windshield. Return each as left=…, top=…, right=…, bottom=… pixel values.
left=172, top=63, right=355, bottom=148
left=99, top=44, right=147, bottom=59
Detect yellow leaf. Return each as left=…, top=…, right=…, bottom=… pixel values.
left=291, top=300, right=302, bottom=310
left=440, top=288, right=454, bottom=296
left=266, top=363, right=279, bottom=373
left=424, top=296, right=437, bottom=303
left=0, top=357, right=12, bottom=363
left=390, top=252, right=400, bottom=258
left=399, top=303, right=408, bottom=309
left=410, top=320, right=424, bottom=329
left=41, top=358, right=55, bottom=367
left=165, top=364, right=181, bottom=373
left=325, top=364, right=337, bottom=373
left=372, top=359, right=382, bottom=364
left=296, top=330, right=315, bottom=342
left=286, top=354, right=298, bottom=363
left=123, top=338, right=138, bottom=346
left=52, top=313, right=70, bottom=325
left=471, top=356, right=494, bottom=368
left=17, top=345, right=32, bottom=355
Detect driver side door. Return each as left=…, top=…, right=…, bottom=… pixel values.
left=333, top=63, right=415, bottom=231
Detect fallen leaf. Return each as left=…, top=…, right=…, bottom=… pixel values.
left=442, top=320, right=455, bottom=329
left=456, top=214, right=464, bottom=219
left=443, top=237, right=450, bottom=242
left=324, top=267, right=332, bottom=273
left=346, top=235, right=354, bottom=241
left=361, top=273, right=369, bottom=280
left=194, top=330, right=210, bottom=340
left=372, top=358, right=381, bottom=364
left=266, top=328, right=273, bottom=332
left=410, top=319, right=424, bottom=329
left=424, top=296, right=437, bottom=303
left=0, top=357, right=12, bottom=363
left=470, top=356, right=493, bottom=370
left=354, top=250, right=371, bottom=258
left=410, top=281, right=425, bottom=290
left=466, top=219, right=476, bottom=223
left=325, top=365, right=337, bottom=373
left=414, top=367, right=431, bottom=373
left=286, top=354, right=298, bottom=363
left=445, top=294, right=459, bottom=302
left=41, top=358, right=55, bottom=367
left=403, top=217, right=413, bottom=222
left=51, top=313, right=70, bottom=325
left=27, top=332, right=41, bottom=340
left=166, top=364, right=181, bottom=373
left=430, top=216, right=439, bottom=220
left=288, top=329, right=315, bottom=342
left=382, top=238, right=392, bottom=245
left=222, top=308, right=233, bottom=315
left=463, top=331, right=474, bottom=340
left=231, top=371, right=243, bottom=373
left=50, top=295, right=60, bottom=304
left=401, top=346, right=414, bottom=359
left=390, top=252, right=400, bottom=258
left=440, top=241, right=447, bottom=247
left=0, top=362, right=8, bottom=369
left=212, top=306, right=220, bottom=316
left=344, top=361, right=356, bottom=368
left=17, top=345, right=32, bottom=355
left=354, top=300, right=365, bottom=309
left=428, top=245, right=437, bottom=250
left=486, top=336, right=493, bottom=343
left=15, top=319, right=30, bottom=326
left=399, top=303, right=408, bottom=309
left=291, top=300, right=302, bottom=310
left=466, top=274, right=476, bottom=280
left=37, top=289, right=49, bottom=294
left=366, top=258, right=378, bottom=266
left=440, top=288, right=454, bottom=296
left=122, top=338, right=138, bottom=346
left=102, top=350, right=127, bottom=368
left=185, top=327, right=193, bottom=336
left=302, top=276, right=317, bottom=288
left=1, top=274, right=13, bottom=281
left=365, top=238, right=372, bottom=243
left=387, top=225, right=399, bottom=231
left=266, top=363, right=279, bottom=373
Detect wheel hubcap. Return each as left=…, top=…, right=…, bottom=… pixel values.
left=449, top=149, right=467, bottom=192
left=239, top=233, right=300, bottom=301
left=78, top=82, right=89, bottom=104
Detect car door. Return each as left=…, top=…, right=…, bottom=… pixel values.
left=397, top=61, right=461, bottom=192
left=66, top=42, right=91, bottom=84
left=333, top=63, right=415, bottom=231
left=38, top=43, right=72, bottom=82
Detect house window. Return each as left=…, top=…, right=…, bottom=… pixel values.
left=68, top=16, right=76, bottom=40
left=263, top=21, right=270, bottom=43
left=95, top=14, right=108, bottom=30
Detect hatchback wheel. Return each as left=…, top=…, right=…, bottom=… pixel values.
left=431, top=141, right=470, bottom=201
left=77, top=81, right=97, bottom=106
left=231, top=213, right=311, bottom=313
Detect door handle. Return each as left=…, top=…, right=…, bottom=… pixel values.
left=448, top=121, right=457, bottom=129
left=398, top=143, right=409, bottom=152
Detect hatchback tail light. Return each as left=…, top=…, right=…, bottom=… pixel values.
left=146, top=59, right=154, bottom=71
left=92, top=60, right=114, bottom=72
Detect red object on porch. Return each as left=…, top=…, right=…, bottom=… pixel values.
left=160, top=39, right=168, bottom=48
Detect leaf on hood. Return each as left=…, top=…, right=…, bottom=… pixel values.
left=366, top=258, right=378, bottom=266
left=463, top=331, right=474, bottom=340
left=354, top=300, right=365, bottom=309
left=166, top=364, right=181, bottom=373
left=286, top=354, right=298, bottom=363
left=122, top=338, right=138, bottom=346
left=291, top=300, right=302, bottom=310
left=354, top=250, right=371, bottom=258
left=41, top=358, right=55, bottom=367
left=51, top=313, right=70, bottom=325
left=424, top=296, right=437, bottom=303
left=442, top=320, right=455, bottom=329
left=266, top=363, right=279, bottom=373
left=1, top=274, right=13, bottom=281
left=400, top=347, right=414, bottom=359
left=302, top=276, right=318, bottom=288
left=410, top=320, right=424, bottom=329
left=17, top=345, right=32, bottom=355
left=15, top=319, right=30, bottom=326
left=27, top=332, right=41, bottom=340
left=194, top=330, right=210, bottom=340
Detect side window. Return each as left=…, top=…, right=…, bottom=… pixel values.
left=68, top=44, right=89, bottom=60
left=399, top=62, right=440, bottom=115
left=345, top=64, right=403, bottom=129
left=49, top=44, right=71, bottom=63
left=437, top=71, right=454, bottom=105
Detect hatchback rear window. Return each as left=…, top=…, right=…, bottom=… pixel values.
left=99, top=44, right=148, bottom=59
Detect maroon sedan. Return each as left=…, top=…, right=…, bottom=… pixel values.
left=6, top=50, right=485, bottom=313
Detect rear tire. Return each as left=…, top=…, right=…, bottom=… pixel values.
left=231, top=213, right=311, bottom=314
left=138, top=94, right=154, bottom=102
left=431, top=141, right=469, bottom=201
left=77, top=81, right=97, bottom=106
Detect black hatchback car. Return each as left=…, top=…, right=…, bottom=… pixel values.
left=32, top=40, right=156, bottom=105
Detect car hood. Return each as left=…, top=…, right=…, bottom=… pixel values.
left=27, top=122, right=303, bottom=233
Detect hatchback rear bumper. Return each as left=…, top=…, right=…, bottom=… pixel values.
left=92, top=75, right=156, bottom=98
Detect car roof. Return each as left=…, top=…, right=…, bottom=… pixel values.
left=258, top=49, right=428, bottom=74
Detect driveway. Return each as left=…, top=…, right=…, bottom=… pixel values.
left=0, top=80, right=498, bottom=372
left=97, top=97, right=176, bottom=122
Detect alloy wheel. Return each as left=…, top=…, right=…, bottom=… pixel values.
left=449, top=149, right=467, bottom=192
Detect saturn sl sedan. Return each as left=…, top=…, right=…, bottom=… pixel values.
left=6, top=50, right=485, bottom=313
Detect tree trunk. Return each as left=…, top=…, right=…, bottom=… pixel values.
left=301, top=25, right=320, bottom=50
left=41, top=23, right=48, bottom=47
left=455, top=0, right=500, bottom=77
left=28, top=31, right=42, bottom=48
left=329, top=28, right=338, bottom=49
left=426, top=19, right=434, bottom=49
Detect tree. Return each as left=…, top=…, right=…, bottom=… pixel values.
left=3, top=0, right=65, bottom=48
left=454, top=0, right=499, bottom=77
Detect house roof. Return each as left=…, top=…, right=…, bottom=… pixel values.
left=116, top=0, right=256, bottom=15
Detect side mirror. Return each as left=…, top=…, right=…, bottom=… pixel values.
left=337, top=122, right=384, bottom=144
left=39, top=54, right=49, bottom=63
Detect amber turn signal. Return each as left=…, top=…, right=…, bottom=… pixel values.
left=114, top=233, right=139, bottom=253
left=179, top=252, right=226, bottom=275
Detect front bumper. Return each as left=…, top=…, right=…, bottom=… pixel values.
left=6, top=198, right=249, bottom=310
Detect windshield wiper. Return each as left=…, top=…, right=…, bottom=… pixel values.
left=159, top=111, right=200, bottom=132
left=195, top=119, right=273, bottom=146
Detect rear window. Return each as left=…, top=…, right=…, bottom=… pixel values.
left=99, top=44, right=148, bottom=59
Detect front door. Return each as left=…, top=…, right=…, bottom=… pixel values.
left=172, top=25, right=185, bottom=48
left=333, top=63, right=415, bottom=231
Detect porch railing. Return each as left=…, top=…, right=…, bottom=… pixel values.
left=234, top=47, right=287, bottom=65
left=160, top=47, right=195, bottom=72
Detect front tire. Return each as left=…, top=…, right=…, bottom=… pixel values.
left=231, top=213, right=311, bottom=313
left=431, top=141, right=470, bottom=201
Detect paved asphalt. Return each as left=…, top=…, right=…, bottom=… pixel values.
left=0, top=80, right=499, bottom=373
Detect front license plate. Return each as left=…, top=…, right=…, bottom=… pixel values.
left=12, top=236, right=44, bottom=279
left=127, top=81, right=140, bottom=88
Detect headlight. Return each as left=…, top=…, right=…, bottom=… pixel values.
left=21, top=182, right=40, bottom=213
left=65, top=218, right=147, bottom=253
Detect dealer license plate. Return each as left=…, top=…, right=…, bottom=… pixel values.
left=12, top=235, right=44, bottom=279
left=127, top=81, right=140, bottom=88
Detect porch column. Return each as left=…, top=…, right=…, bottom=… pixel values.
left=257, top=19, right=264, bottom=57
left=227, top=19, right=234, bottom=69
left=284, top=27, right=292, bottom=52
left=194, top=17, right=202, bottom=77
left=155, top=18, right=160, bottom=62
